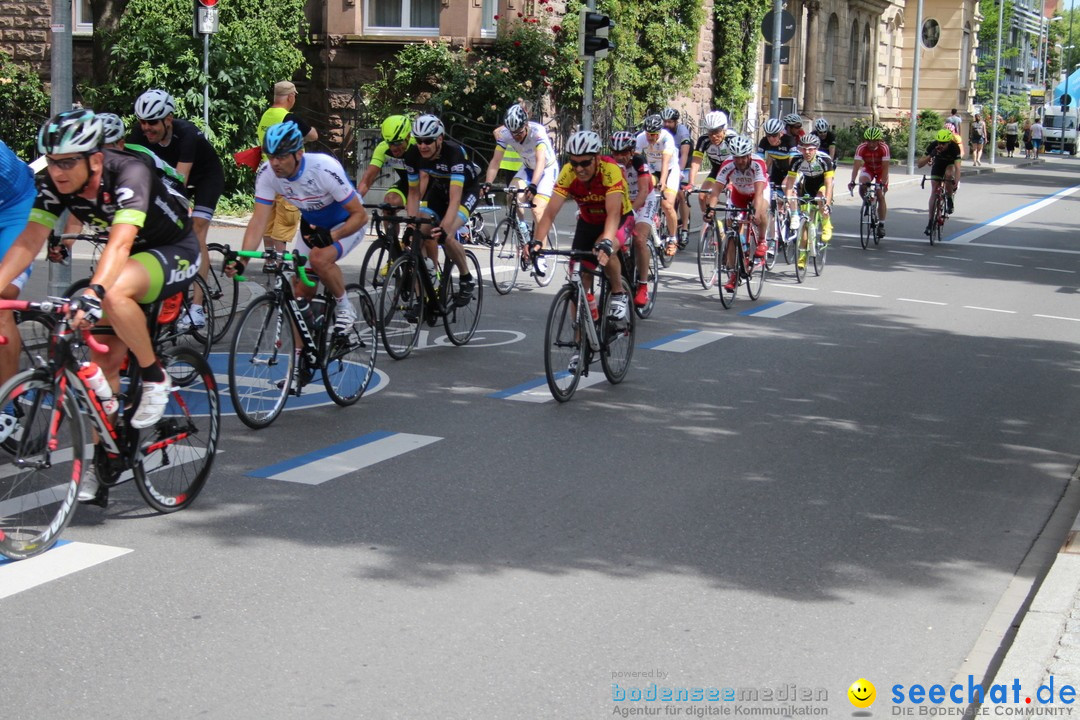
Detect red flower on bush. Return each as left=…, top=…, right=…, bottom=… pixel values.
left=514, top=41, right=522, bottom=46
left=493, top=13, right=499, bottom=19
left=552, top=24, right=562, bottom=33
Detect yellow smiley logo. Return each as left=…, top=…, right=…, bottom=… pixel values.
left=848, top=678, right=876, bottom=708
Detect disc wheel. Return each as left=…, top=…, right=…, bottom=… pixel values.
left=0, top=370, right=85, bottom=560
left=134, top=346, right=219, bottom=513
left=697, top=223, right=719, bottom=290
left=321, top=284, right=378, bottom=406
left=600, top=278, right=635, bottom=384
left=227, top=294, right=295, bottom=429
left=442, top=250, right=483, bottom=345
left=543, top=285, right=582, bottom=402
left=378, top=255, right=423, bottom=360
left=490, top=219, right=521, bottom=295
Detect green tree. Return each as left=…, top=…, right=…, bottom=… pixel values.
left=975, top=0, right=1018, bottom=103
left=713, top=0, right=769, bottom=126
left=0, top=51, right=51, bottom=159
left=82, top=0, right=308, bottom=198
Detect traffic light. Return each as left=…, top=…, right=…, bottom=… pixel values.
left=578, top=9, right=614, bottom=59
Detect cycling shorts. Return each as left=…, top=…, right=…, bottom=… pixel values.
left=728, top=185, right=769, bottom=210
left=131, top=231, right=201, bottom=304
left=513, top=164, right=557, bottom=200
left=420, top=183, right=481, bottom=229
left=384, top=177, right=409, bottom=205
left=188, top=171, right=225, bottom=222
left=633, top=191, right=660, bottom=226
left=294, top=219, right=367, bottom=261
left=929, top=160, right=958, bottom=182
left=653, top=168, right=681, bottom=194
left=857, top=170, right=886, bottom=186
left=571, top=213, right=634, bottom=254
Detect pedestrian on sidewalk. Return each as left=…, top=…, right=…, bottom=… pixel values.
left=969, top=114, right=986, bottom=166
left=946, top=108, right=963, bottom=137
left=1030, top=118, right=1044, bottom=159
left=1005, top=118, right=1019, bottom=157
left=1023, top=121, right=1033, bottom=159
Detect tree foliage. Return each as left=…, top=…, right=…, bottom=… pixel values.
left=82, top=0, right=308, bottom=197
left=712, top=0, right=768, bottom=126
left=0, top=51, right=51, bottom=159
left=975, top=0, right=1018, bottom=103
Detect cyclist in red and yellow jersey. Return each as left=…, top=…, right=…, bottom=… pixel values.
left=532, top=130, right=633, bottom=321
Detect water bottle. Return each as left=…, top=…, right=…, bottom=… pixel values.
left=586, top=292, right=599, bottom=321
left=78, top=362, right=119, bottom=415
left=517, top=219, right=530, bottom=239
left=424, top=257, right=439, bottom=286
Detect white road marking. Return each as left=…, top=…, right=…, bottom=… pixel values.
left=950, top=183, right=1080, bottom=244
left=898, top=298, right=948, bottom=306
left=0, top=541, right=132, bottom=599
left=963, top=306, right=1016, bottom=314
left=248, top=432, right=442, bottom=485
left=832, top=291, right=881, bottom=298
left=1034, top=314, right=1080, bottom=323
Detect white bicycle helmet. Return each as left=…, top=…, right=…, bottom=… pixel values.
left=660, top=107, right=680, bottom=121
left=504, top=105, right=528, bottom=133
left=610, top=131, right=636, bottom=152
left=702, top=111, right=728, bottom=131
left=762, top=118, right=785, bottom=135
left=411, top=114, right=445, bottom=139
left=566, top=130, right=603, bottom=155
left=783, top=113, right=803, bottom=127
left=728, top=135, right=754, bottom=157
left=97, top=113, right=126, bottom=144
left=814, top=118, right=830, bottom=132
left=134, top=89, right=175, bottom=121
left=37, top=109, right=104, bottom=155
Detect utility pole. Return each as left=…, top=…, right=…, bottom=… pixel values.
left=770, top=0, right=782, bottom=117
left=990, top=0, right=1004, bottom=165
left=907, top=0, right=924, bottom=173
left=48, top=0, right=73, bottom=297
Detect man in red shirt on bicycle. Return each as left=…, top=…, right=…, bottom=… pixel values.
left=848, top=127, right=890, bottom=239
left=705, top=135, right=769, bottom=292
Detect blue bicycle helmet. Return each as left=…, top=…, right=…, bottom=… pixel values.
left=263, top=121, right=305, bottom=155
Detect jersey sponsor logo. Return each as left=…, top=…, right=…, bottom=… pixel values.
left=153, top=194, right=181, bottom=225
left=115, top=187, right=136, bottom=206
left=324, top=167, right=347, bottom=187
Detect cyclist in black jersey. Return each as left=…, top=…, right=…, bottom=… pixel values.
left=402, top=114, right=480, bottom=306
left=0, top=111, right=199, bottom=474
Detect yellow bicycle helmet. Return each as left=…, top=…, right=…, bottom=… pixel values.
left=381, top=115, right=411, bottom=143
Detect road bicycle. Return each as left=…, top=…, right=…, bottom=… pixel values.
left=705, top=205, right=767, bottom=309
left=535, top=248, right=635, bottom=403
left=487, top=185, right=560, bottom=294
left=647, top=188, right=675, bottom=270
left=687, top=189, right=721, bottom=289
left=227, top=248, right=378, bottom=429
left=457, top=196, right=502, bottom=248
left=0, top=293, right=221, bottom=559
left=853, top=180, right=883, bottom=250
left=768, top=184, right=796, bottom=268
left=377, top=218, right=484, bottom=361
left=50, top=230, right=222, bottom=356
left=358, top=203, right=411, bottom=294
left=792, top=195, right=829, bottom=283
left=921, top=174, right=950, bottom=246
left=618, top=227, right=659, bottom=320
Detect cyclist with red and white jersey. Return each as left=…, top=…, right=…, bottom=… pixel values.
left=533, top=131, right=633, bottom=326
left=848, top=126, right=890, bottom=239
left=610, top=130, right=655, bottom=308
left=706, top=136, right=769, bottom=292
left=635, top=115, right=680, bottom=255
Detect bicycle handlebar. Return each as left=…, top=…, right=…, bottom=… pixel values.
left=233, top=249, right=316, bottom=287
left=0, top=298, right=109, bottom=353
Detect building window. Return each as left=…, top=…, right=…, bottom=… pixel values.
left=365, top=0, right=440, bottom=36
left=960, top=22, right=971, bottom=105
left=824, top=14, right=838, bottom=103
left=861, top=23, right=871, bottom=106
left=848, top=20, right=859, bottom=105
left=481, top=0, right=497, bottom=37
left=74, top=0, right=92, bottom=34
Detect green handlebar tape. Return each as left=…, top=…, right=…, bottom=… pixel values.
left=234, top=250, right=316, bottom=287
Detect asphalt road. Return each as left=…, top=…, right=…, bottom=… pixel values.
left=2, top=157, right=1079, bottom=719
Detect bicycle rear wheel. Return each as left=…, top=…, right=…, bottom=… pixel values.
left=378, top=255, right=423, bottom=360
left=490, top=219, right=520, bottom=295
left=443, top=250, right=483, bottom=345
left=543, top=285, right=583, bottom=402
left=930, top=197, right=944, bottom=245
left=134, top=346, right=219, bottom=513
left=16, top=311, right=54, bottom=372
left=697, top=223, right=718, bottom=289
left=205, top=243, right=240, bottom=344
left=744, top=230, right=766, bottom=300
left=321, top=284, right=377, bottom=406
left=0, top=370, right=85, bottom=560
left=228, top=294, right=295, bottom=429
left=718, top=231, right=737, bottom=308
left=359, top=236, right=393, bottom=293
left=600, top=278, right=635, bottom=384
left=155, top=274, right=214, bottom=359
left=859, top=202, right=872, bottom=249
left=654, top=219, right=673, bottom=269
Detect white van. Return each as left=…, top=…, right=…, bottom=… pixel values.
left=1042, top=106, right=1078, bottom=155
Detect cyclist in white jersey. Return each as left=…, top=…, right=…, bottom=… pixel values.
left=661, top=108, right=694, bottom=246
left=483, top=104, right=558, bottom=273
left=635, top=114, right=680, bottom=254
left=228, top=121, right=368, bottom=341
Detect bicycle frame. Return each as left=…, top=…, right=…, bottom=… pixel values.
left=234, top=249, right=320, bottom=362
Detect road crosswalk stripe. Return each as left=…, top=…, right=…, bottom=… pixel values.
left=247, top=431, right=442, bottom=484
left=641, top=330, right=730, bottom=352
left=490, top=374, right=606, bottom=402
left=0, top=541, right=132, bottom=599
left=738, top=301, right=812, bottom=318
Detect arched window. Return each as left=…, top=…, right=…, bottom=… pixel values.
left=824, top=14, right=839, bottom=102
left=848, top=20, right=860, bottom=105
left=861, top=22, right=872, bottom=105
left=960, top=22, right=972, bottom=105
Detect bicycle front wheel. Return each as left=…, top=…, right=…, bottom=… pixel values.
left=718, top=231, right=736, bottom=308
left=697, top=223, right=718, bottom=290
left=543, top=285, right=583, bottom=402
left=782, top=215, right=798, bottom=264
left=134, top=346, right=219, bottom=513
left=443, top=250, right=483, bottom=345
left=490, top=219, right=520, bottom=295
left=359, top=237, right=393, bottom=294
left=378, top=255, right=423, bottom=360
left=16, top=310, right=54, bottom=373
left=228, top=294, right=295, bottom=429
left=795, top=222, right=809, bottom=283
left=745, top=231, right=766, bottom=300
left=813, top=224, right=828, bottom=276
left=601, top=277, right=635, bottom=384
left=322, top=284, right=377, bottom=406
left=0, top=370, right=85, bottom=560
left=859, top=203, right=872, bottom=250
left=635, top=241, right=659, bottom=319
left=930, top=198, right=944, bottom=245
left=204, top=243, right=240, bottom=344
left=533, top=223, right=559, bottom=287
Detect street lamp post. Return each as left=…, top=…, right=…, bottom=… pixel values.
left=990, top=0, right=1004, bottom=165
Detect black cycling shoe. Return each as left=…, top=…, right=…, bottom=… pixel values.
left=454, top=276, right=476, bottom=307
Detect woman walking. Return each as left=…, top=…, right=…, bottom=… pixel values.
left=1004, top=118, right=1019, bottom=158
left=969, top=114, right=987, bottom=166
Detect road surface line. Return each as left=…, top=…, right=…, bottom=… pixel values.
left=248, top=431, right=442, bottom=484
left=898, top=298, right=948, bottom=306
left=832, top=290, right=881, bottom=298
left=491, top=374, right=606, bottom=402
left=740, top=301, right=812, bottom=318
left=1034, top=314, right=1080, bottom=323
left=963, top=306, right=1016, bottom=314
left=641, top=330, right=731, bottom=352
left=0, top=541, right=132, bottom=599
left=950, top=182, right=1080, bottom=244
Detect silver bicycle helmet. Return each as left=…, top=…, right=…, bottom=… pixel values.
left=783, top=113, right=803, bottom=127
left=504, top=105, right=528, bottom=133
left=97, top=113, right=126, bottom=144
left=37, top=109, right=104, bottom=155
left=798, top=134, right=821, bottom=148
left=762, top=118, right=785, bottom=135
left=566, top=130, right=603, bottom=155
left=134, top=89, right=175, bottom=121
left=610, top=131, right=636, bottom=152
left=411, top=114, right=445, bottom=139
left=703, top=111, right=728, bottom=131
left=814, top=118, right=830, bottom=132
left=660, top=107, right=680, bottom=121
left=642, top=115, right=663, bottom=133
left=727, top=135, right=754, bottom=157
